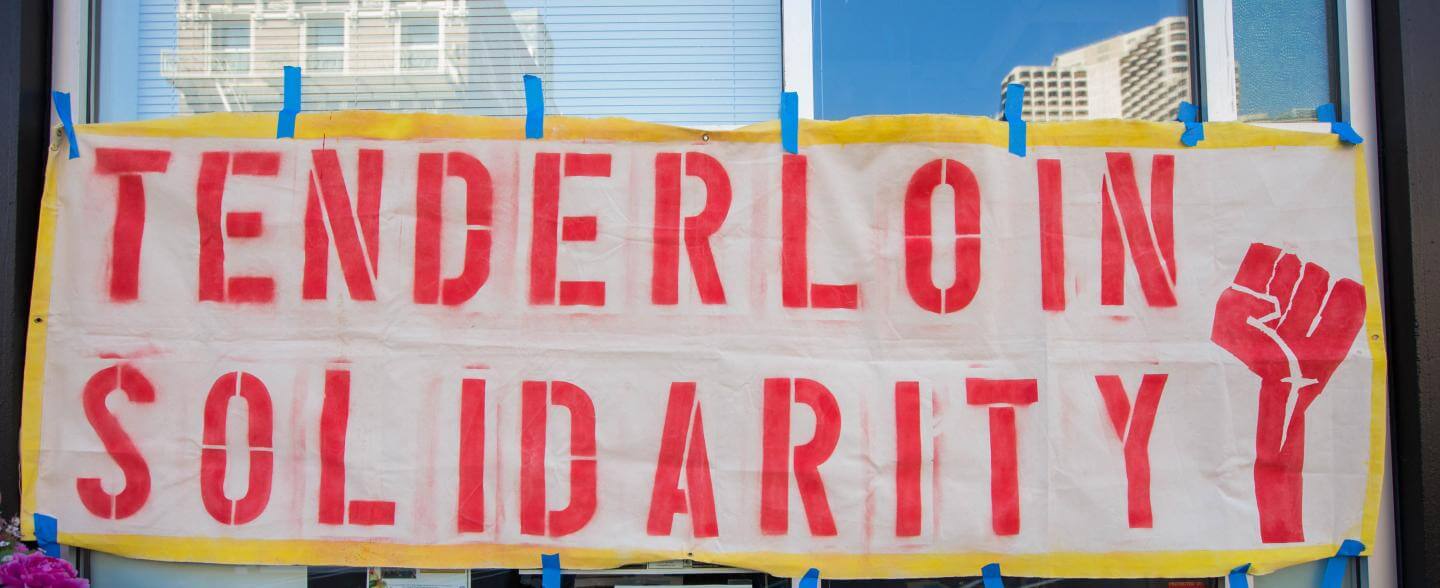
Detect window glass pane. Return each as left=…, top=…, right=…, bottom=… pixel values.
left=88, top=551, right=307, bottom=588
left=98, top=0, right=781, bottom=127
left=86, top=552, right=1230, bottom=588
left=211, top=19, right=250, bottom=50
left=399, top=14, right=441, bottom=71
left=1232, top=0, right=1339, bottom=121
left=305, top=19, right=343, bottom=49
left=401, top=15, right=440, bottom=46
left=209, top=19, right=252, bottom=73
left=305, top=17, right=344, bottom=72
left=1252, top=557, right=1363, bottom=588
left=813, top=0, right=1192, bottom=121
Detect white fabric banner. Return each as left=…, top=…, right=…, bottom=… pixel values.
left=20, top=115, right=1385, bottom=579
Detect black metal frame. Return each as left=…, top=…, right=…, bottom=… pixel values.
left=1373, top=0, right=1440, bottom=586
left=0, top=0, right=51, bottom=521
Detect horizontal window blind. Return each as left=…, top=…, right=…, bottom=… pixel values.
left=100, top=0, right=781, bottom=128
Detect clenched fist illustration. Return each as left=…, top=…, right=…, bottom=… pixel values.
left=1211, top=243, right=1366, bottom=543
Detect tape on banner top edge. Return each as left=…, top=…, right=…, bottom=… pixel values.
left=541, top=552, right=560, bottom=588
left=1336, top=538, right=1365, bottom=556
left=276, top=66, right=302, bottom=139
left=1317, top=103, right=1364, bottom=144
left=1004, top=84, right=1025, bottom=157
left=50, top=91, right=79, bottom=159
left=981, top=562, right=1003, bottom=588
left=525, top=74, right=544, bottom=140
left=1177, top=101, right=1204, bottom=147
left=780, top=91, right=798, bottom=154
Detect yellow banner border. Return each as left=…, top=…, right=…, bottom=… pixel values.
left=20, top=113, right=1384, bottom=580
left=74, top=110, right=1343, bottom=149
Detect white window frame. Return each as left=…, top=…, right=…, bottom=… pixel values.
left=1196, top=0, right=1239, bottom=122
left=51, top=0, right=88, bottom=122
left=781, top=0, right=814, bottom=119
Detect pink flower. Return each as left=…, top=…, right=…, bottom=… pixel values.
left=0, top=545, right=87, bottom=588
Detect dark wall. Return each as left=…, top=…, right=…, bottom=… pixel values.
left=1374, top=0, right=1440, bottom=586
left=0, top=0, right=51, bottom=519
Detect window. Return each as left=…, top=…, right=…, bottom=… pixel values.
left=398, top=14, right=440, bottom=72
left=1232, top=0, right=1341, bottom=121
left=95, top=0, right=781, bottom=127
left=813, top=0, right=1193, bottom=121
left=68, top=2, right=1381, bottom=586
left=305, top=17, right=345, bottom=73
left=210, top=18, right=251, bottom=74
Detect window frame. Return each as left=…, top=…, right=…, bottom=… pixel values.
left=50, top=0, right=1367, bottom=128
left=44, top=1, right=1398, bottom=586
left=1198, top=0, right=1354, bottom=129
left=781, top=0, right=814, bottom=119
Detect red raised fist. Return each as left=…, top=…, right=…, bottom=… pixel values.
left=1210, top=243, right=1366, bottom=543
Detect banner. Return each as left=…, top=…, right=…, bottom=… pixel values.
left=21, top=113, right=1386, bottom=579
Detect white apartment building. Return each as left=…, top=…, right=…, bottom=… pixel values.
left=999, top=16, right=1191, bottom=122
left=162, top=0, right=553, bottom=116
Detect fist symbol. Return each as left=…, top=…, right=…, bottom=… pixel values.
left=1211, top=243, right=1366, bottom=543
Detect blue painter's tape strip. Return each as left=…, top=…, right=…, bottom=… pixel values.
left=50, top=91, right=79, bottom=159
left=780, top=91, right=799, bottom=154
left=1321, top=539, right=1365, bottom=588
left=1177, top=101, right=1204, bottom=147
left=981, top=562, right=1003, bottom=588
left=541, top=553, right=560, bottom=588
left=276, top=66, right=302, bottom=139
left=1004, top=84, right=1026, bottom=157
left=1227, top=563, right=1251, bottom=588
left=797, top=567, right=819, bottom=588
left=33, top=513, right=58, bottom=556
left=525, top=74, right=544, bottom=139
left=1317, top=103, right=1364, bottom=144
